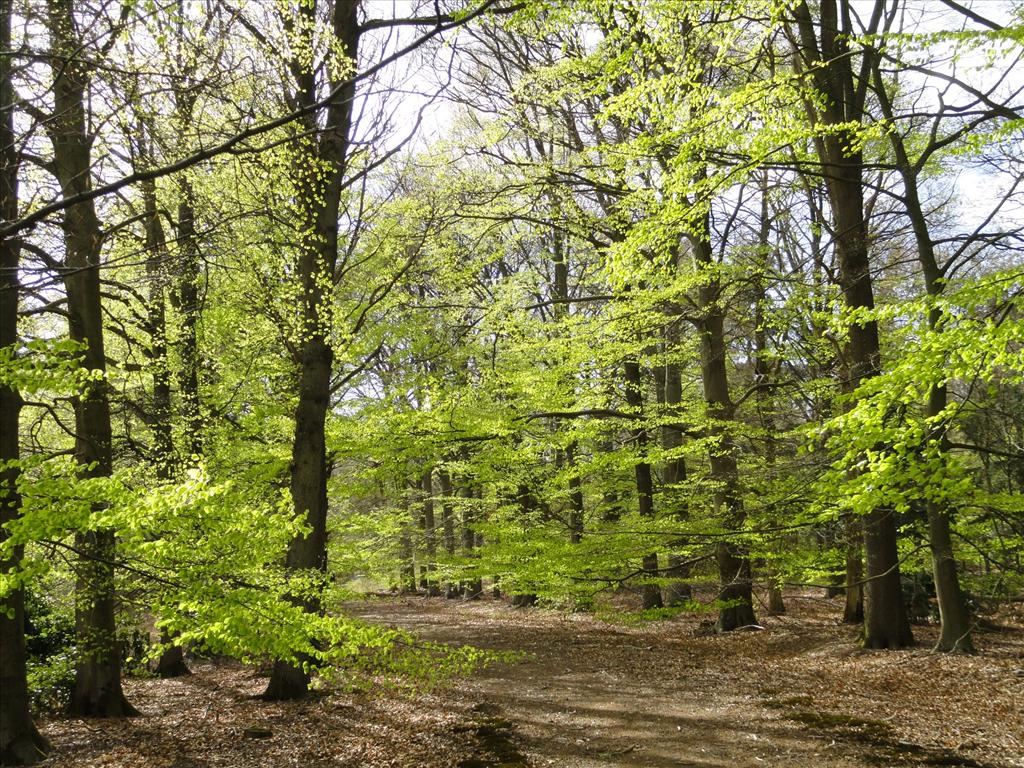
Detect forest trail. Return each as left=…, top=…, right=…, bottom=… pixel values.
left=31, top=594, right=1023, bottom=768
left=351, top=596, right=1016, bottom=768
left=356, top=597, right=808, bottom=768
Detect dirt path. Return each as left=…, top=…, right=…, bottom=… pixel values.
left=35, top=595, right=1022, bottom=767
left=351, top=597, right=896, bottom=768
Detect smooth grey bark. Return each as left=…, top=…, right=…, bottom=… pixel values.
left=598, top=434, right=623, bottom=523
left=509, top=484, right=539, bottom=607
left=798, top=181, right=865, bottom=621
left=842, top=515, right=865, bottom=624
left=154, top=100, right=202, bottom=675
left=835, top=354, right=865, bottom=624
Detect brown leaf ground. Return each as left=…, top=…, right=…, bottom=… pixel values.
left=38, top=592, right=1024, bottom=767
left=37, top=658, right=480, bottom=767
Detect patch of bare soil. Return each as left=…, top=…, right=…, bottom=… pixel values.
left=37, top=593, right=1024, bottom=768
left=350, top=592, right=1024, bottom=768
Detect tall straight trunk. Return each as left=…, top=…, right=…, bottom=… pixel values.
left=141, top=170, right=191, bottom=678
left=398, top=481, right=417, bottom=592
left=873, top=69, right=973, bottom=652
left=842, top=515, right=865, bottom=623
left=690, top=219, right=756, bottom=632
left=438, top=471, right=461, bottom=598
left=172, top=175, right=202, bottom=458
left=803, top=182, right=863, bottom=620
left=754, top=181, right=784, bottom=616
left=170, top=83, right=202, bottom=458
left=921, top=387, right=972, bottom=652
left=142, top=176, right=175, bottom=479
left=0, top=0, right=50, bottom=756
left=598, top=435, right=622, bottom=522
left=46, top=0, right=137, bottom=717
left=566, top=443, right=584, bottom=544
left=548, top=215, right=585, bottom=543
left=417, top=494, right=428, bottom=591
left=420, top=470, right=441, bottom=596
left=265, top=336, right=333, bottom=699
left=0, top=295, right=48, bottom=762
left=836, top=353, right=864, bottom=623
left=159, top=108, right=202, bottom=675
left=792, top=0, right=911, bottom=649
left=661, top=349, right=692, bottom=606
left=264, top=0, right=359, bottom=700
left=510, top=484, right=538, bottom=607
left=830, top=155, right=909, bottom=648
left=460, top=484, right=482, bottom=599
left=623, top=357, right=663, bottom=610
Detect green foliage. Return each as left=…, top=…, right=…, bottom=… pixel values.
left=6, top=0, right=1024, bottom=729
left=0, top=338, right=99, bottom=394
left=23, top=577, right=76, bottom=715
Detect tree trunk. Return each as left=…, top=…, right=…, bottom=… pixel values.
left=420, top=470, right=441, bottom=596
left=832, top=165, right=909, bottom=647
left=548, top=215, right=585, bottom=545
left=510, top=484, right=539, bottom=607
left=915, top=239, right=974, bottom=653
left=399, top=481, right=417, bottom=593
left=154, top=635, right=189, bottom=679
left=566, top=443, right=585, bottom=544
left=140, top=170, right=192, bottom=679
left=264, top=0, right=360, bottom=700
left=843, top=516, right=865, bottom=624
left=623, top=357, right=663, bottom=610
left=661, top=352, right=692, bottom=606
left=142, top=175, right=175, bottom=479
left=0, top=0, right=51, bottom=754
left=438, top=471, right=461, bottom=598
left=598, top=436, right=622, bottom=522
left=754, top=176, right=784, bottom=616
left=264, top=331, right=333, bottom=695
left=690, top=218, right=756, bottom=632
left=925, top=403, right=974, bottom=651
left=172, top=175, right=203, bottom=459
left=460, top=484, right=482, bottom=599
left=263, top=331, right=333, bottom=699
left=792, top=0, right=911, bottom=649
left=0, top=579, right=49, bottom=765
left=871, top=67, right=973, bottom=652
left=0, top=344, right=50, bottom=761
left=45, top=0, right=137, bottom=717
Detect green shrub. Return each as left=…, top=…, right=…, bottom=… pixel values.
left=24, top=585, right=76, bottom=715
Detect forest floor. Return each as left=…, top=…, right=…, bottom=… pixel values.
left=37, top=591, right=1024, bottom=768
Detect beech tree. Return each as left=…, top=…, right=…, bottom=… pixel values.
left=2, top=1, right=1024, bottom=763
left=0, top=0, right=49, bottom=758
